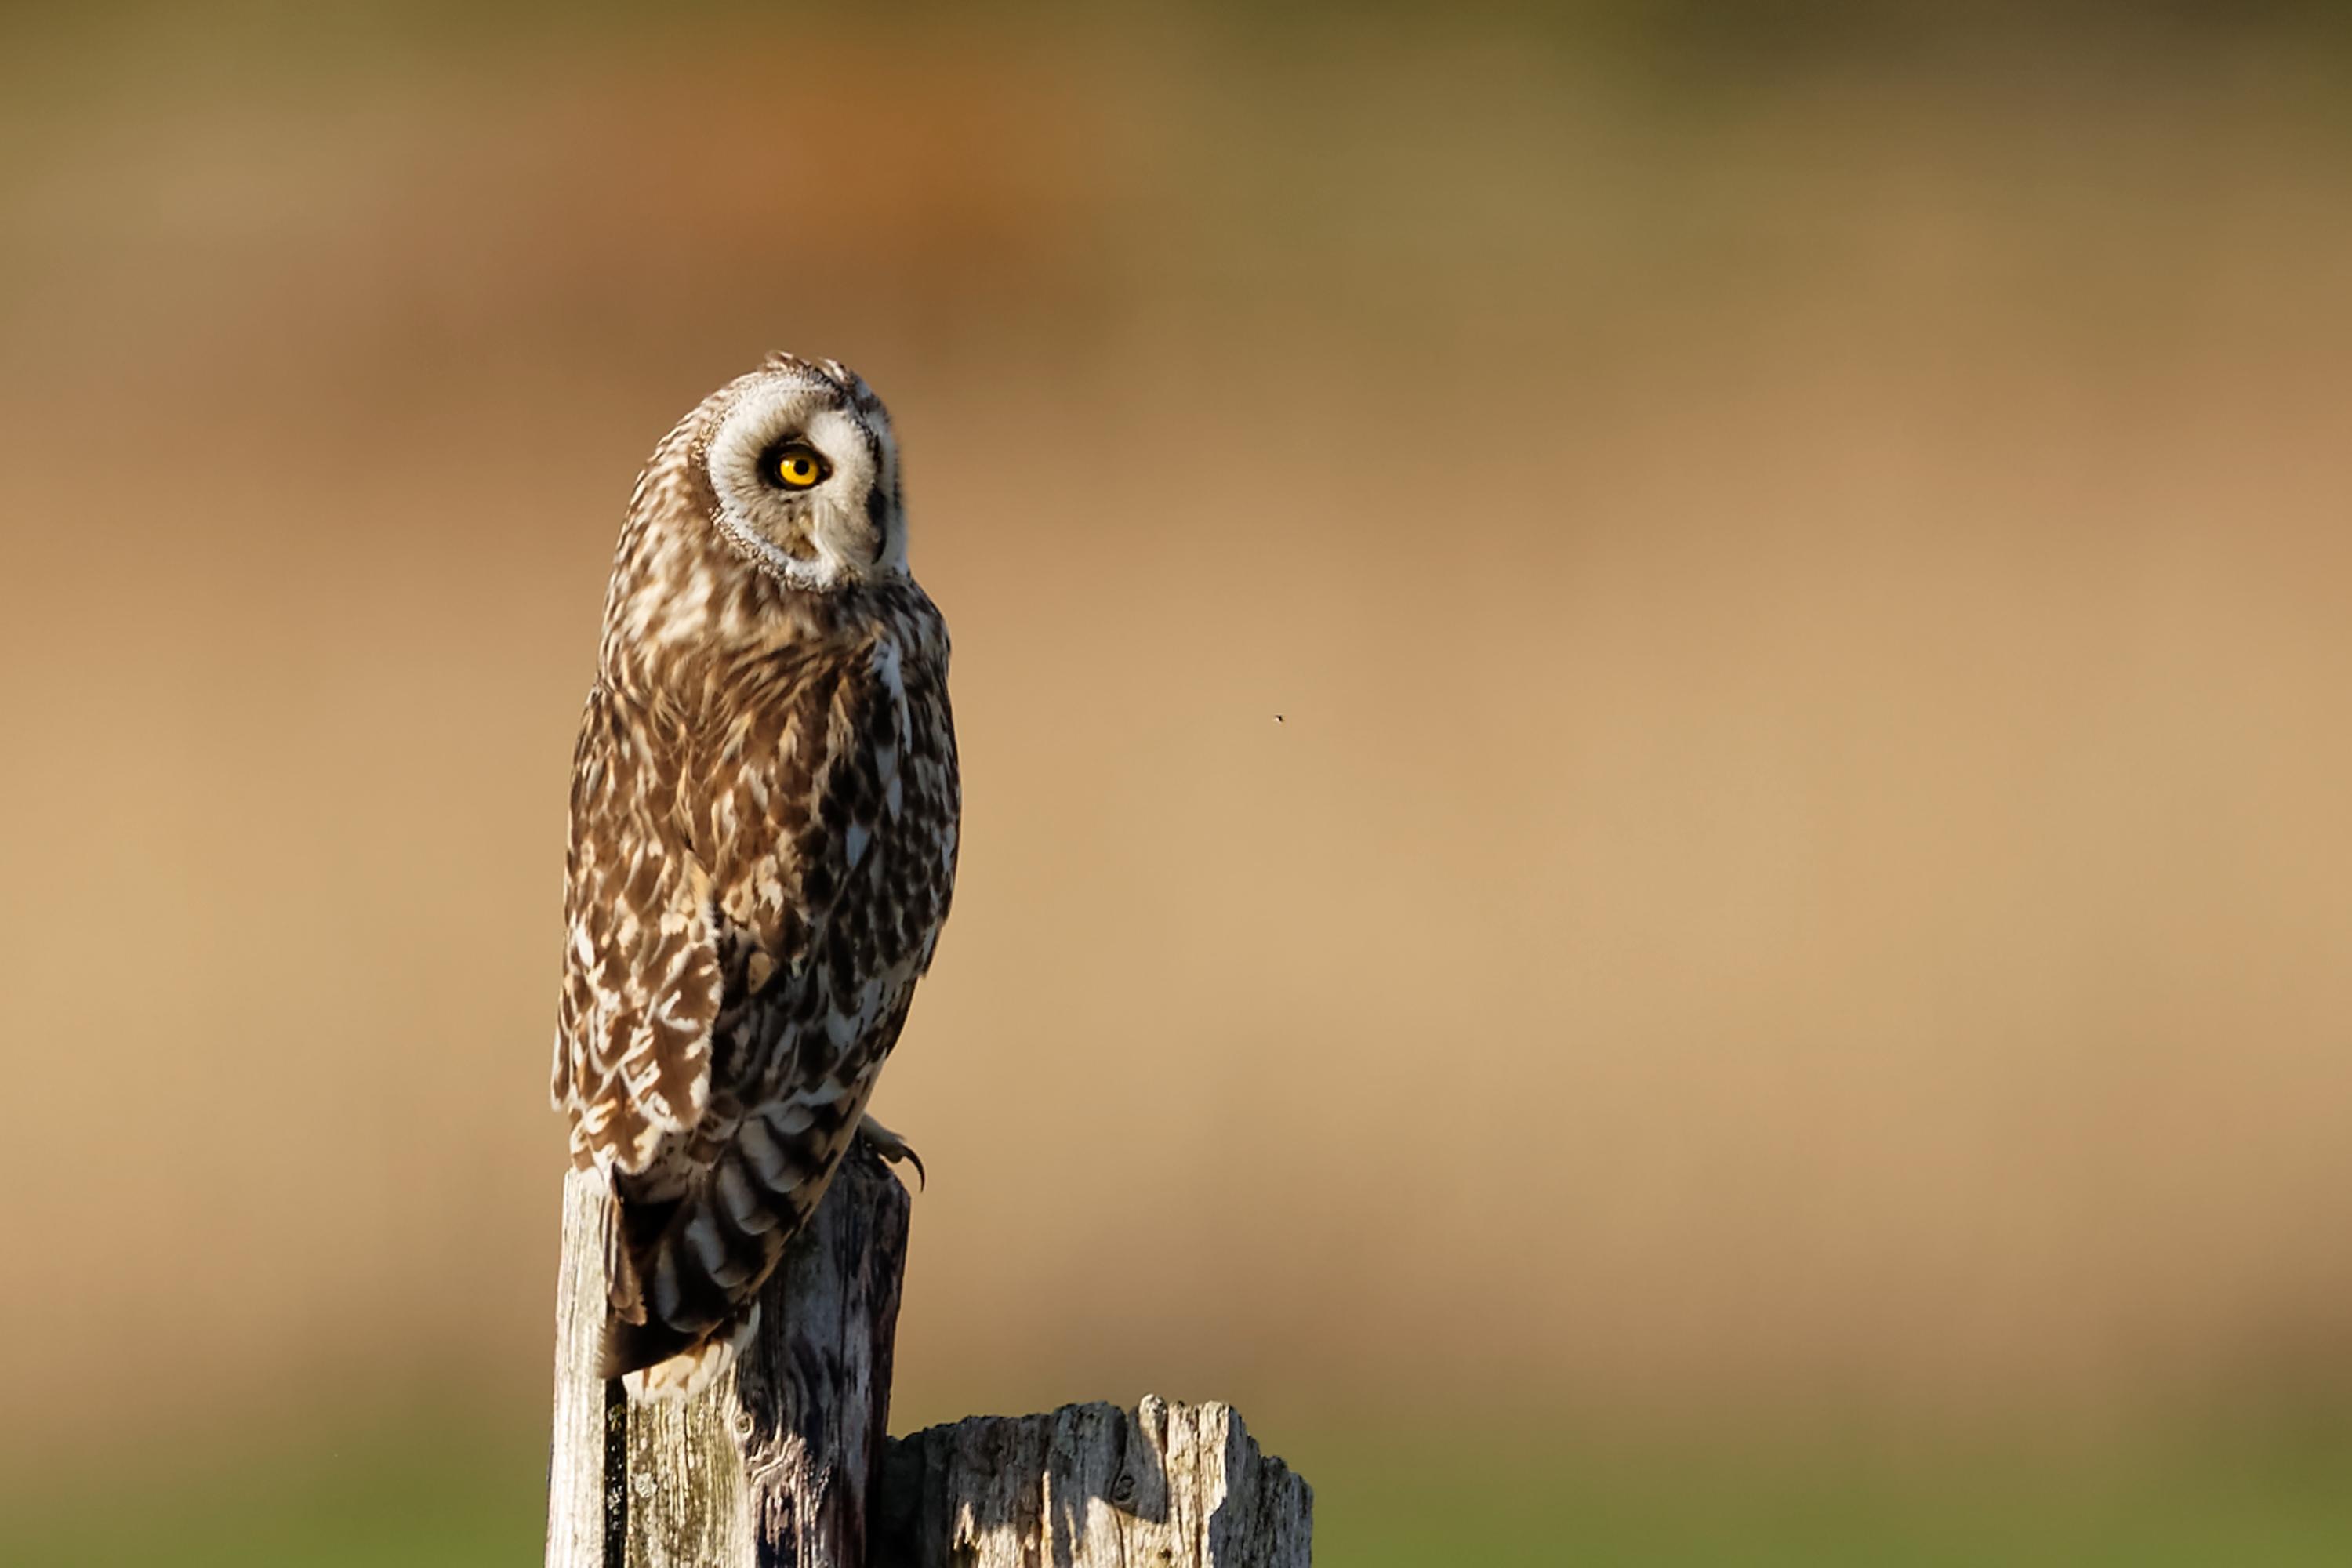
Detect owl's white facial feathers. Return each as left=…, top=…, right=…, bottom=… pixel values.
left=704, top=369, right=905, bottom=592
left=597, top=356, right=916, bottom=691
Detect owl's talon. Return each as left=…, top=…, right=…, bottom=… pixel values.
left=858, top=1113, right=925, bottom=1189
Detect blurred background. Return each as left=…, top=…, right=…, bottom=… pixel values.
left=5, top=2, right=2351, bottom=1562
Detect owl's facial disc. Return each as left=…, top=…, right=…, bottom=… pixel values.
left=704, top=366, right=902, bottom=591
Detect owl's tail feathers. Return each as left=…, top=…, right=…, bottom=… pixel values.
left=612, top=1303, right=761, bottom=1402
left=598, top=1174, right=788, bottom=1399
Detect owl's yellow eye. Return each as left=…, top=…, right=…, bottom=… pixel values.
left=768, top=445, right=829, bottom=490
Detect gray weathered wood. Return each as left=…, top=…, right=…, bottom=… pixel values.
left=547, top=1141, right=911, bottom=1568
left=874, top=1396, right=1312, bottom=1568
left=550, top=1140, right=1312, bottom=1567
left=546, top=1160, right=616, bottom=1568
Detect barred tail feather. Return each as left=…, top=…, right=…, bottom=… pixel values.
left=615, top=1302, right=760, bottom=1401
left=600, top=1126, right=851, bottom=1394
left=600, top=1179, right=785, bottom=1385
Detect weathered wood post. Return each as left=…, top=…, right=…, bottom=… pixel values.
left=546, top=1136, right=1312, bottom=1567
left=548, top=1142, right=910, bottom=1567
left=878, top=1398, right=1313, bottom=1568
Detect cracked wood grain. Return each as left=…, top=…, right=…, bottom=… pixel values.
left=874, top=1397, right=1312, bottom=1568
left=547, top=1140, right=909, bottom=1568
left=549, top=1139, right=1311, bottom=1566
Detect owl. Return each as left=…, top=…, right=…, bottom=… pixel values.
left=553, top=354, right=958, bottom=1397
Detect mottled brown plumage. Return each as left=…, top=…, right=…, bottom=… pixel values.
left=553, top=354, right=957, bottom=1395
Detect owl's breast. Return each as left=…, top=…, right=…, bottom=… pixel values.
left=686, top=602, right=957, bottom=1098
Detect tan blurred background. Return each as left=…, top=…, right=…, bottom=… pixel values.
left=5, top=2, right=2351, bottom=1561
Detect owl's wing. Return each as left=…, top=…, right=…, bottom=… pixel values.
left=553, top=683, right=724, bottom=1177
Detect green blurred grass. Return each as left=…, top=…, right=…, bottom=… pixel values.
left=1300, top=1425, right=2352, bottom=1566
left=10, top=1421, right=545, bottom=1568
left=15, top=1418, right=2352, bottom=1565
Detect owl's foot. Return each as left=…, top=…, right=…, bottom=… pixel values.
left=858, top=1113, right=926, bottom=1190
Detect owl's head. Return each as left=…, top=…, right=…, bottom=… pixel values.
left=689, top=354, right=906, bottom=592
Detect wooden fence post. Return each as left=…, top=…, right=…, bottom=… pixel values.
left=877, top=1398, right=1312, bottom=1568
left=546, top=1136, right=1312, bottom=1567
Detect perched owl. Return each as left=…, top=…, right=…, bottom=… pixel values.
left=553, top=354, right=958, bottom=1396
